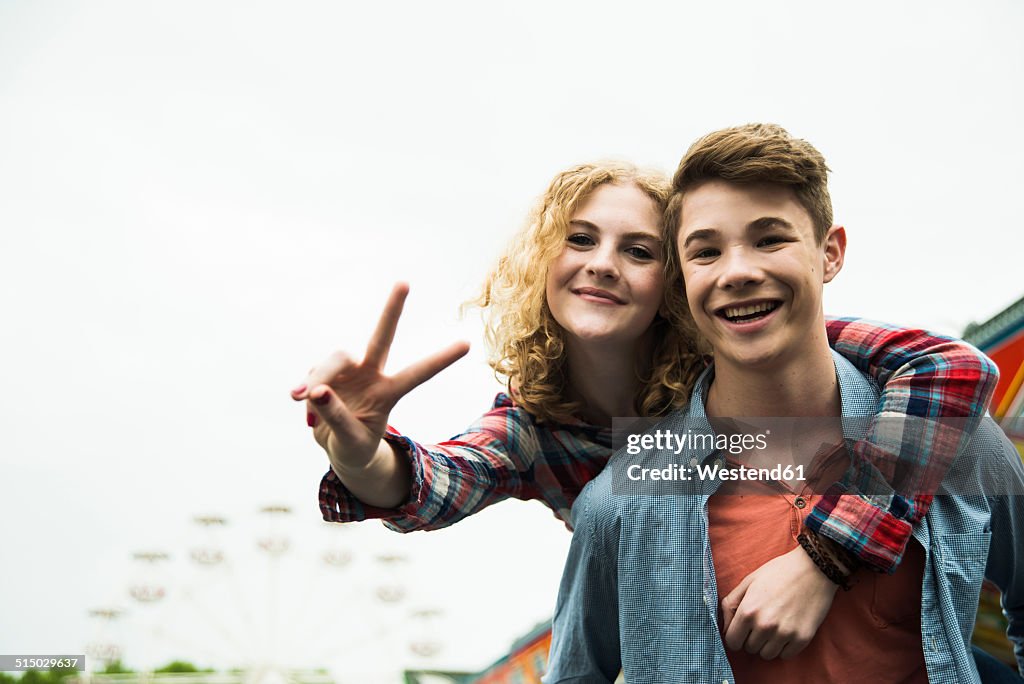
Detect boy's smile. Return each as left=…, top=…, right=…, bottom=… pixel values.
left=676, top=179, right=846, bottom=374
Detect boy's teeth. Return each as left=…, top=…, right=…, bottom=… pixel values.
left=724, top=302, right=775, bottom=319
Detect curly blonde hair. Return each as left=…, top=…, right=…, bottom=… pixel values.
left=475, top=161, right=706, bottom=424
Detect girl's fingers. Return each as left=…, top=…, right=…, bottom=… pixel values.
left=307, top=385, right=366, bottom=446
left=390, top=341, right=470, bottom=398
left=363, top=283, right=410, bottom=371
left=292, top=350, right=358, bottom=401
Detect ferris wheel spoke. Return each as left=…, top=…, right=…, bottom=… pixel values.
left=217, top=557, right=263, bottom=659
left=174, top=583, right=255, bottom=663
left=304, top=623, right=396, bottom=666
left=279, top=576, right=379, bottom=661
left=147, top=621, right=226, bottom=665
left=273, top=548, right=331, bottom=656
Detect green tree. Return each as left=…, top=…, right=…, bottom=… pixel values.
left=101, top=661, right=133, bottom=675
left=47, top=664, right=78, bottom=683
left=19, top=670, right=49, bottom=684
left=153, top=662, right=205, bottom=674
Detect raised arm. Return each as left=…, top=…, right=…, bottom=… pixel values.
left=291, top=283, right=469, bottom=508
left=297, top=286, right=611, bottom=532
left=318, top=395, right=609, bottom=532
left=813, top=317, right=999, bottom=572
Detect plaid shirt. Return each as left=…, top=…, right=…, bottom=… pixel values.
left=319, top=318, right=997, bottom=573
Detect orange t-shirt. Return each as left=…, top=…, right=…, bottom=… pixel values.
left=707, top=460, right=928, bottom=683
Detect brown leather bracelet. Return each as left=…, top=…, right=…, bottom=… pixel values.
left=816, top=533, right=861, bottom=577
left=797, top=531, right=853, bottom=591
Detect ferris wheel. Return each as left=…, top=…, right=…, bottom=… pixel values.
left=83, top=505, right=447, bottom=684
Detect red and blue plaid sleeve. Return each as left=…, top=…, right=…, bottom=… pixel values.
left=808, top=317, right=999, bottom=573
left=319, top=393, right=611, bottom=533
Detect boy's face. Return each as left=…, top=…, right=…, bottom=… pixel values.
left=675, top=179, right=845, bottom=372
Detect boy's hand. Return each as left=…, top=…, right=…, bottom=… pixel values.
left=720, top=545, right=839, bottom=660
left=291, top=282, right=469, bottom=476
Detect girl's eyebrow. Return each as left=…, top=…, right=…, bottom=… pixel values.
left=568, top=219, right=661, bottom=243
left=622, top=231, right=662, bottom=244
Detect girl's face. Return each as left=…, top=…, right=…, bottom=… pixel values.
left=545, top=182, right=665, bottom=348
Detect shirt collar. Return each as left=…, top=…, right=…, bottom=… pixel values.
left=684, top=349, right=881, bottom=442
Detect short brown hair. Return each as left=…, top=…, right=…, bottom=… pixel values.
left=664, top=123, right=833, bottom=245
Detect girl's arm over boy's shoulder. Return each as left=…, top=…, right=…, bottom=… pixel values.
left=819, top=316, right=999, bottom=572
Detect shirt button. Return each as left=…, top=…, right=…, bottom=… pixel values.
left=794, top=496, right=807, bottom=509
left=690, top=457, right=699, bottom=467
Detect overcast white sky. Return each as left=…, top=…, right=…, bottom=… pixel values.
left=2, top=0, right=1023, bottom=681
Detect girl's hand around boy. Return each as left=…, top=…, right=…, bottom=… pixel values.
left=291, top=283, right=469, bottom=506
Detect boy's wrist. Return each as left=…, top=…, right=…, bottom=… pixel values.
left=797, top=527, right=859, bottom=590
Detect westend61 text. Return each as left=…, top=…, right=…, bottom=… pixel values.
left=626, top=463, right=806, bottom=482
left=625, top=428, right=769, bottom=455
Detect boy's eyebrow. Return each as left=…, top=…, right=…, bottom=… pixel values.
left=682, top=227, right=718, bottom=249
left=749, top=216, right=797, bottom=232
left=682, top=217, right=797, bottom=249
left=568, top=219, right=662, bottom=243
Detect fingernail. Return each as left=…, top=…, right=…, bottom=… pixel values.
left=307, top=412, right=318, bottom=427
left=313, top=392, right=330, bottom=406
left=291, top=384, right=308, bottom=396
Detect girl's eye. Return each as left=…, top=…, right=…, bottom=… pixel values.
left=626, top=246, right=655, bottom=260
left=567, top=233, right=595, bottom=246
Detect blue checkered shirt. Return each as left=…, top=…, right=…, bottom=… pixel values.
left=545, top=351, right=1024, bottom=683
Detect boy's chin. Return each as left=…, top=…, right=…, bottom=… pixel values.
left=715, top=344, right=787, bottom=371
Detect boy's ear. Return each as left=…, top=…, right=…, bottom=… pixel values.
left=822, top=225, right=846, bottom=284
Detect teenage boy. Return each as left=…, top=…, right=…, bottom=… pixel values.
left=544, top=124, right=1024, bottom=683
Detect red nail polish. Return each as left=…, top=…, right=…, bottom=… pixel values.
left=313, top=393, right=330, bottom=406
left=292, top=384, right=308, bottom=396
left=307, top=412, right=318, bottom=427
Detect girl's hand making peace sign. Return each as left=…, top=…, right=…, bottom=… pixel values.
left=291, top=283, right=469, bottom=507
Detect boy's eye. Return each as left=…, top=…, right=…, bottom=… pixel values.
left=692, top=248, right=719, bottom=259
left=758, top=235, right=786, bottom=247
left=567, top=233, right=595, bottom=246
